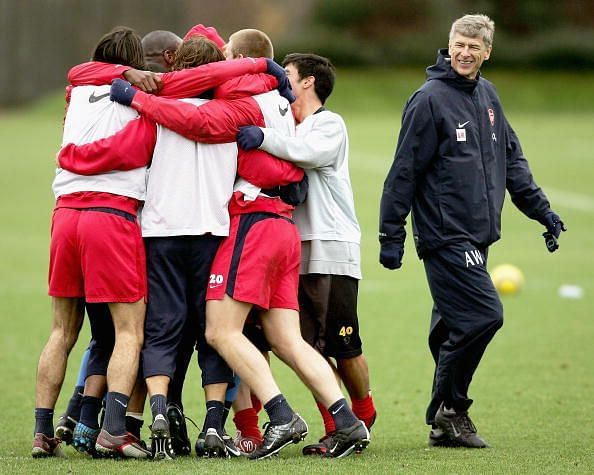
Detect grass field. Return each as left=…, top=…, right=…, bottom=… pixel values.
left=1, top=68, right=593, bottom=474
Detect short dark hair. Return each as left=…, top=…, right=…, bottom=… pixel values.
left=92, top=26, right=144, bottom=69
left=282, top=53, right=335, bottom=104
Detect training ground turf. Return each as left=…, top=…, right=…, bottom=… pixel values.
left=1, top=69, right=593, bottom=474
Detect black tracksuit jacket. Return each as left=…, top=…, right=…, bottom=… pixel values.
left=379, top=49, right=551, bottom=258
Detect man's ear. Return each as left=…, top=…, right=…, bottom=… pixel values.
left=484, top=46, right=492, bottom=61
left=163, top=49, right=176, bottom=66
left=303, top=75, right=315, bottom=89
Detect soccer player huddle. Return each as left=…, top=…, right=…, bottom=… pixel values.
left=32, top=23, right=376, bottom=460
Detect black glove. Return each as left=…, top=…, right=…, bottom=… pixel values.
left=237, top=126, right=264, bottom=150
left=380, top=241, right=404, bottom=270
left=278, top=173, right=309, bottom=206
left=541, top=211, right=566, bottom=238
left=110, top=79, right=137, bottom=106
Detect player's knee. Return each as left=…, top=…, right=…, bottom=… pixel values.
left=204, top=325, right=223, bottom=350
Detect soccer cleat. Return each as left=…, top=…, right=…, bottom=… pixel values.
left=72, top=422, right=100, bottom=455
left=233, top=430, right=262, bottom=455
left=434, top=403, right=490, bottom=448
left=223, top=431, right=241, bottom=457
left=202, top=428, right=228, bottom=458
left=194, top=431, right=206, bottom=457
left=95, top=429, right=151, bottom=458
left=32, top=433, right=63, bottom=458
left=167, top=404, right=191, bottom=456
left=150, top=414, right=175, bottom=460
left=322, top=421, right=370, bottom=458
left=248, top=413, right=308, bottom=460
left=428, top=424, right=459, bottom=447
left=302, top=432, right=335, bottom=456
left=54, top=414, right=77, bottom=445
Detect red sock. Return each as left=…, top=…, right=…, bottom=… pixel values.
left=352, top=394, right=377, bottom=429
left=316, top=401, right=336, bottom=435
left=250, top=392, right=262, bottom=414
left=233, top=408, right=262, bottom=441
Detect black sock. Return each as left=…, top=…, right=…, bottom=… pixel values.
left=79, top=396, right=102, bottom=430
left=126, top=415, right=144, bottom=439
left=34, top=408, right=54, bottom=437
left=328, top=398, right=359, bottom=430
left=167, top=382, right=183, bottom=413
left=203, top=400, right=225, bottom=434
left=264, top=394, right=293, bottom=425
left=102, top=392, right=129, bottom=436
left=150, top=394, right=168, bottom=421
left=65, top=385, right=84, bottom=421
left=221, top=400, right=233, bottom=430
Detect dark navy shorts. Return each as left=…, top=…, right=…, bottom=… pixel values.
left=142, top=236, right=233, bottom=387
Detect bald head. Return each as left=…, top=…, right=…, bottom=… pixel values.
left=142, top=30, right=182, bottom=72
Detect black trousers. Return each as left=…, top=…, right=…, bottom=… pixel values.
left=423, top=242, right=503, bottom=425
left=142, top=236, right=233, bottom=389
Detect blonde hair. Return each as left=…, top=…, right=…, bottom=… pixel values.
left=228, top=29, right=273, bottom=59
left=449, top=14, right=495, bottom=48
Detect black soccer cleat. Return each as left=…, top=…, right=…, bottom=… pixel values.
left=302, top=432, right=335, bottom=456
left=167, top=404, right=191, bottom=456
left=54, top=414, right=77, bottom=445
left=434, top=403, right=490, bottom=448
left=150, top=414, right=175, bottom=460
left=194, top=431, right=206, bottom=457
left=248, top=413, right=308, bottom=460
left=428, top=424, right=459, bottom=447
left=202, top=428, right=228, bottom=458
left=222, top=431, right=241, bottom=457
left=322, top=420, right=370, bottom=458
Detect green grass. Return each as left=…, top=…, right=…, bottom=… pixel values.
left=1, top=69, right=593, bottom=474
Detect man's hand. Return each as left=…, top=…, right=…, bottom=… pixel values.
left=123, top=69, right=162, bottom=93
left=380, top=241, right=404, bottom=270
left=110, top=79, right=137, bottom=106
left=542, top=211, right=566, bottom=238
left=279, top=173, right=309, bottom=206
left=237, top=126, right=264, bottom=150
left=265, top=59, right=295, bottom=103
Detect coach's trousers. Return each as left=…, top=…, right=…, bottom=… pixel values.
left=422, top=242, right=503, bottom=425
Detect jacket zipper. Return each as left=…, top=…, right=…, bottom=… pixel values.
left=471, top=91, right=492, bottom=238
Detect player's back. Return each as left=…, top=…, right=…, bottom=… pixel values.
left=53, top=85, right=147, bottom=201
left=142, top=97, right=238, bottom=237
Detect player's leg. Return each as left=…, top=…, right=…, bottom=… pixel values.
left=33, top=297, right=85, bottom=457
left=95, top=299, right=149, bottom=457
left=424, top=243, right=503, bottom=448
left=261, top=308, right=369, bottom=458
left=54, top=344, right=90, bottom=445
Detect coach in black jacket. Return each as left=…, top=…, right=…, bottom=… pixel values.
left=379, top=14, right=565, bottom=448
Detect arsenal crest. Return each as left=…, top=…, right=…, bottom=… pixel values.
left=488, top=108, right=495, bottom=126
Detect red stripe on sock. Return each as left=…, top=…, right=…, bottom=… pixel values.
left=233, top=408, right=262, bottom=441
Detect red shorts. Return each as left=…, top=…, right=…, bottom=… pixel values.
left=207, top=213, right=300, bottom=311
left=48, top=207, right=146, bottom=303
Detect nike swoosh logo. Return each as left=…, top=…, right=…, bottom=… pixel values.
left=331, top=404, right=344, bottom=415
left=457, top=120, right=470, bottom=128
left=89, top=91, right=111, bottom=103
left=115, top=398, right=128, bottom=408
left=450, top=422, right=461, bottom=438
left=279, top=104, right=289, bottom=116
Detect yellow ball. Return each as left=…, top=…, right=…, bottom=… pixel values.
left=490, top=264, right=525, bottom=295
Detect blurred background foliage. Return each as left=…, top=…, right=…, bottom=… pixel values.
left=2, top=0, right=594, bottom=105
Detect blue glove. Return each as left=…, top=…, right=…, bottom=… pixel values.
left=237, top=126, right=264, bottom=150
left=110, top=79, right=137, bottom=106
left=265, top=59, right=295, bottom=103
left=541, top=211, right=566, bottom=239
left=379, top=242, right=404, bottom=270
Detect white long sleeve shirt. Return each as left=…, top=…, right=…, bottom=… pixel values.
left=259, top=109, right=361, bottom=278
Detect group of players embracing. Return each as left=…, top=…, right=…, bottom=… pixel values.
left=32, top=22, right=376, bottom=461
